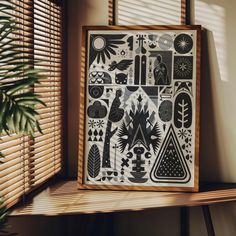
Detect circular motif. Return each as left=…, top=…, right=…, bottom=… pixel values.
left=174, top=57, right=192, bottom=78
left=145, top=152, right=152, bottom=159
left=158, top=34, right=173, bottom=50
left=158, top=100, right=172, bottom=122
left=174, top=34, right=193, bottom=54
left=93, top=36, right=106, bottom=51
left=88, top=85, right=104, bottom=98
left=126, top=152, right=133, bottom=159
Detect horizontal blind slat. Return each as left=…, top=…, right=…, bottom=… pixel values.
left=0, top=0, right=63, bottom=208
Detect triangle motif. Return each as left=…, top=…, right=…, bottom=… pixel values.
left=130, top=124, right=148, bottom=149
left=150, top=125, right=191, bottom=183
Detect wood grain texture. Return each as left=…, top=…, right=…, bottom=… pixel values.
left=78, top=25, right=202, bottom=192
left=181, top=0, right=187, bottom=24
left=108, top=0, right=116, bottom=25
left=11, top=181, right=236, bottom=216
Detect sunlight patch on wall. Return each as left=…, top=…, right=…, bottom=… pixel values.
left=195, top=0, right=228, bottom=82
left=117, top=0, right=182, bottom=25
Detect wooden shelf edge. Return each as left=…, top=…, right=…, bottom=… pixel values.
left=10, top=180, right=236, bottom=216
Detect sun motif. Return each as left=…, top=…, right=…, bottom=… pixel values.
left=174, top=34, right=193, bottom=54
left=177, top=37, right=189, bottom=50
left=174, top=57, right=192, bottom=78
left=178, top=129, right=187, bottom=139
left=89, top=34, right=126, bottom=66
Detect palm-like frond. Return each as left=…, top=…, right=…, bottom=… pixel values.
left=0, top=200, right=17, bottom=236
left=0, top=1, right=46, bottom=136
left=0, top=2, right=47, bottom=234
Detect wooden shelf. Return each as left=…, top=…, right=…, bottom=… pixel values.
left=11, top=180, right=236, bottom=216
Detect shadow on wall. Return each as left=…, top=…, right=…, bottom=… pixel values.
left=199, top=29, right=222, bottom=182
left=117, top=0, right=183, bottom=25
left=194, top=0, right=236, bottom=182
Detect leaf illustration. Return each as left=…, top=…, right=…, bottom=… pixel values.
left=174, top=93, right=192, bottom=128
left=87, top=144, right=101, bottom=178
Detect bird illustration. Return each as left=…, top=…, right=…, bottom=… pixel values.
left=108, top=59, right=133, bottom=71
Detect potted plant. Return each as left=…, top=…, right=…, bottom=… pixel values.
left=0, top=2, right=46, bottom=235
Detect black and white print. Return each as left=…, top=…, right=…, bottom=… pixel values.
left=174, top=56, right=193, bottom=80
left=84, top=29, right=198, bottom=189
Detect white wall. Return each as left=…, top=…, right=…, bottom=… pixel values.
left=193, top=0, right=236, bottom=183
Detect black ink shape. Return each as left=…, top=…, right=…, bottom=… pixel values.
left=88, top=129, right=92, bottom=136
left=174, top=56, right=193, bottom=80
left=150, top=125, right=191, bottom=183
left=128, top=147, right=148, bottom=183
left=102, top=90, right=124, bottom=168
left=174, top=81, right=192, bottom=96
left=163, top=124, right=166, bottom=131
left=121, top=158, right=129, bottom=167
left=159, top=86, right=173, bottom=100
left=87, top=101, right=107, bottom=118
left=178, top=129, right=187, bottom=139
left=174, top=34, right=193, bottom=54
left=101, top=99, right=109, bottom=106
left=134, top=55, right=140, bottom=85
left=93, top=129, right=98, bottom=137
left=127, top=86, right=139, bottom=92
left=126, top=152, right=133, bottom=159
left=89, top=34, right=126, bottom=66
left=96, top=120, right=104, bottom=128
left=141, top=55, right=147, bottom=85
left=106, top=88, right=113, bottom=93
left=135, top=35, right=146, bottom=54
left=88, top=120, right=96, bottom=128
left=108, top=59, right=133, bottom=71
left=115, top=73, right=127, bottom=84
left=174, top=92, right=192, bottom=128
left=127, top=36, right=133, bottom=50
left=107, top=177, right=113, bottom=181
left=106, top=88, right=113, bottom=98
left=137, top=94, right=143, bottom=103
left=145, top=152, right=151, bottom=159
left=158, top=34, right=173, bottom=50
left=119, top=49, right=127, bottom=57
left=87, top=144, right=101, bottom=178
left=141, top=86, right=158, bottom=106
left=148, top=59, right=153, bottom=79
left=89, top=71, right=112, bottom=84
left=118, top=99, right=161, bottom=154
left=153, top=54, right=171, bottom=85
left=89, top=85, right=104, bottom=98
left=107, top=171, right=113, bottom=176
left=159, top=100, right=172, bottom=122
left=148, top=34, right=157, bottom=49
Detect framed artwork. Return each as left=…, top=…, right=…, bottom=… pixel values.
left=78, top=25, right=201, bottom=192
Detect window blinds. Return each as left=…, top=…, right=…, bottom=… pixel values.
left=0, top=0, right=63, bottom=208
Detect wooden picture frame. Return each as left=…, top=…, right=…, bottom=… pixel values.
left=78, top=25, right=201, bottom=192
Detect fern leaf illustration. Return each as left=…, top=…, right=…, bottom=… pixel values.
left=174, top=93, right=192, bottom=128
left=87, top=144, right=101, bottom=178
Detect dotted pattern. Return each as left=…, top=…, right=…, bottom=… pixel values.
left=156, top=140, right=185, bottom=178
